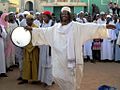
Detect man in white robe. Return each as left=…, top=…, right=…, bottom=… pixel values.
left=38, top=11, right=54, bottom=86
left=33, top=12, right=42, bottom=28
left=76, top=11, right=93, bottom=61
left=26, top=7, right=115, bottom=90
left=116, top=31, right=120, bottom=47
left=6, top=13, right=18, bottom=70
left=0, top=25, right=7, bottom=76
left=101, top=20, right=117, bottom=60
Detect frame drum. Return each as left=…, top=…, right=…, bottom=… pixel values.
left=11, top=27, right=31, bottom=47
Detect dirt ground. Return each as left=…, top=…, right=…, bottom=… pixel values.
left=0, top=62, right=120, bottom=90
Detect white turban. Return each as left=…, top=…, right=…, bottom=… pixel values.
left=106, top=15, right=111, bottom=18
left=100, top=11, right=105, bottom=15
left=35, top=12, right=40, bottom=15
left=80, top=11, right=84, bottom=14
left=61, top=6, right=71, bottom=13
left=23, top=11, right=30, bottom=15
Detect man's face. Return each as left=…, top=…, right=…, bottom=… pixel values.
left=26, top=18, right=33, bottom=26
left=100, top=14, right=105, bottom=20
left=4, top=15, right=9, bottom=22
left=42, top=14, right=49, bottom=23
left=61, top=11, right=70, bottom=22
left=9, top=14, right=15, bottom=22
left=19, top=15, right=24, bottom=21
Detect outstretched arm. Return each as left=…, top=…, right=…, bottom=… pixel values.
left=24, top=26, right=54, bottom=46
left=106, top=24, right=116, bottom=29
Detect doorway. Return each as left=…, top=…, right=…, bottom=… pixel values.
left=25, top=1, right=33, bottom=11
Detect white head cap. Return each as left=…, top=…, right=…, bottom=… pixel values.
left=80, top=11, right=84, bottom=14
left=9, top=12, right=14, bottom=14
left=35, top=12, right=40, bottom=15
left=23, top=11, right=30, bottom=15
left=106, top=15, right=111, bottom=18
left=18, top=13, right=24, bottom=17
left=61, top=6, right=71, bottom=13
left=100, top=11, right=105, bottom=15
left=96, top=14, right=99, bottom=16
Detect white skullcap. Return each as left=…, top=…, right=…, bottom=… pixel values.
left=18, top=13, right=24, bottom=17
left=61, top=6, right=71, bottom=13
left=23, top=11, right=30, bottom=15
left=80, top=11, right=84, bottom=14
left=35, top=12, right=40, bottom=15
left=100, top=11, right=105, bottom=15
left=9, top=12, right=14, bottom=14
left=96, top=14, right=99, bottom=16
left=106, top=15, right=111, bottom=18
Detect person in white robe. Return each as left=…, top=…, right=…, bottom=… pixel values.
left=16, top=13, right=24, bottom=26
left=5, top=13, right=18, bottom=71
left=76, top=11, right=92, bottom=61
left=0, top=25, right=7, bottom=77
left=20, top=11, right=30, bottom=27
left=96, top=13, right=107, bottom=61
left=115, top=18, right=120, bottom=62
left=25, top=7, right=115, bottom=90
left=101, top=16, right=117, bottom=61
left=16, top=11, right=30, bottom=80
left=116, top=31, right=120, bottom=52
left=33, top=12, right=43, bottom=28
left=38, top=11, right=54, bottom=86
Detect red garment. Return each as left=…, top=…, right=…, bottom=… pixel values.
left=92, top=39, right=102, bottom=50
left=42, top=11, right=52, bottom=15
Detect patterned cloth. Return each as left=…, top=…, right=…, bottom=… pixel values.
left=92, top=39, right=102, bottom=50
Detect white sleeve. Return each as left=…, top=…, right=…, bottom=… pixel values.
left=32, top=26, right=54, bottom=46
left=77, top=23, right=109, bottom=43
left=117, top=31, right=120, bottom=45
left=0, top=26, right=7, bottom=39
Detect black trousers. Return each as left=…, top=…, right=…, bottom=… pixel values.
left=92, top=50, right=101, bottom=60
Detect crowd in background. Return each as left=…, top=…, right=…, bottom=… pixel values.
left=0, top=2, right=120, bottom=87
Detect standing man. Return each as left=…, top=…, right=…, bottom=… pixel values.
left=25, top=7, right=115, bottom=90
left=0, top=25, right=7, bottom=77
left=38, top=11, right=54, bottom=86
left=18, top=15, right=39, bottom=84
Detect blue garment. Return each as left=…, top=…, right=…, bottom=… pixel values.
left=115, top=22, right=120, bottom=61
left=98, top=85, right=117, bottom=90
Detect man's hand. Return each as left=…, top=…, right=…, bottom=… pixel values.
left=119, top=45, right=120, bottom=48
left=24, top=26, right=32, bottom=31
left=0, top=26, right=2, bottom=37
left=0, top=26, right=2, bottom=33
left=106, top=24, right=116, bottom=29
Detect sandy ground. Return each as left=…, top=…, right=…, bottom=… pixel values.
left=0, top=62, right=120, bottom=90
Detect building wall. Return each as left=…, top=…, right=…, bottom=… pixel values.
left=0, top=2, right=9, bottom=12
left=19, top=0, right=120, bottom=13
left=9, top=7, right=16, bottom=12
left=74, top=6, right=84, bottom=13
left=81, top=0, right=119, bottom=13
left=0, top=0, right=8, bottom=2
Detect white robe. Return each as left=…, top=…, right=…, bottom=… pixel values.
left=33, top=19, right=42, bottom=28
left=32, top=21, right=108, bottom=90
left=6, top=22, right=18, bottom=68
left=83, top=40, right=93, bottom=59
left=20, top=19, right=27, bottom=27
left=101, top=22, right=117, bottom=60
left=38, top=20, right=53, bottom=85
left=0, top=25, right=7, bottom=73
left=117, top=31, right=120, bottom=45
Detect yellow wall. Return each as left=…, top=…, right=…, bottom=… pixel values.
left=9, top=0, right=19, bottom=5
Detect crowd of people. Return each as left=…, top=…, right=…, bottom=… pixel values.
left=108, top=1, right=120, bottom=16
left=0, top=6, right=119, bottom=90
